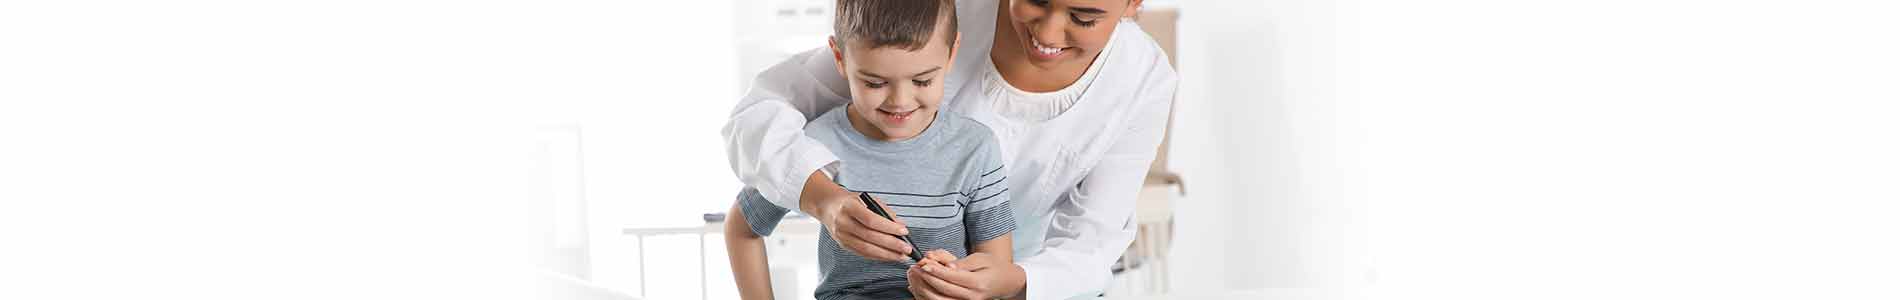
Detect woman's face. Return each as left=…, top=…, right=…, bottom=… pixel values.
left=1005, top=0, right=1141, bottom=70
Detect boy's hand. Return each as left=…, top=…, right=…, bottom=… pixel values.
left=800, top=170, right=913, bottom=262
left=909, top=251, right=1024, bottom=300
left=923, top=249, right=959, bottom=267
left=908, top=250, right=960, bottom=299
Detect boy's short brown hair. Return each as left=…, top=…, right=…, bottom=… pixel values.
left=833, top=0, right=958, bottom=53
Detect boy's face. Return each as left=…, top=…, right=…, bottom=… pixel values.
left=830, top=23, right=961, bottom=141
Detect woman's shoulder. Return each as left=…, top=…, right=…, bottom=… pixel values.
left=1095, top=21, right=1179, bottom=133
left=1079, top=21, right=1177, bottom=120
left=1107, top=20, right=1177, bottom=82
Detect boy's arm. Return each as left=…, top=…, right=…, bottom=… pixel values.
left=722, top=202, right=774, bottom=300
left=959, top=138, right=1016, bottom=271
left=967, top=234, right=1014, bottom=268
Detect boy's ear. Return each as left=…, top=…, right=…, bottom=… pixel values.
left=829, top=36, right=848, bottom=80
left=944, top=32, right=962, bottom=73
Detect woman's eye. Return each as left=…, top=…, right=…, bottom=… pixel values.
left=864, top=81, right=887, bottom=88
left=912, top=79, right=932, bottom=87
left=1071, top=15, right=1098, bottom=27
left=1029, top=0, right=1049, bottom=7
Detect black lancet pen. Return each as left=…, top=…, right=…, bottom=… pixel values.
left=858, top=192, right=925, bottom=262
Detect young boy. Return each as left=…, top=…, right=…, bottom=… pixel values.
left=721, top=0, right=1012, bottom=299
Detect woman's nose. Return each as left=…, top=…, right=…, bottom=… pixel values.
left=1032, top=14, right=1067, bottom=46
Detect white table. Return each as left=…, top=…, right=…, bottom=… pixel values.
left=621, top=218, right=820, bottom=300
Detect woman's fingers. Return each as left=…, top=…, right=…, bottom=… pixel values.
left=848, top=196, right=910, bottom=236
left=868, top=196, right=911, bottom=232
left=830, top=223, right=906, bottom=261
left=847, top=217, right=914, bottom=256
left=825, top=195, right=912, bottom=262
left=917, top=265, right=985, bottom=300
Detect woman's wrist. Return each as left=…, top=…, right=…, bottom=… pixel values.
left=797, top=169, right=850, bottom=219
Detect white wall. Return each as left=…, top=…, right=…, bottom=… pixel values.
left=1171, top=0, right=1900, bottom=299
left=1168, top=0, right=1368, bottom=296
left=1356, top=0, right=1900, bottom=298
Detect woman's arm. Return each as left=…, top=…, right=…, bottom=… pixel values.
left=722, top=47, right=851, bottom=212
left=723, top=202, right=774, bottom=300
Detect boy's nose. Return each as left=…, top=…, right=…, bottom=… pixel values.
left=883, top=86, right=919, bottom=110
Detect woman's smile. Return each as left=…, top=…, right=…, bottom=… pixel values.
left=1028, top=36, right=1068, bottom=61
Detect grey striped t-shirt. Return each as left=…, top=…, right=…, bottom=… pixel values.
left=737, top=106, right=1013, bottom=300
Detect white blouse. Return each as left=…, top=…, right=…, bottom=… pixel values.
left=979, top=27, right=1112, bottom=123
left=720, top=0, right=1177, bottom=298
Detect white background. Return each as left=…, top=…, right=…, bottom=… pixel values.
left=4, top=0, right=1898, bottom=299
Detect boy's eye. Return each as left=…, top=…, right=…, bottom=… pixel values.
left=912, top=79, right=932, bottom=87
left=864, top=80, right=887, bottom=88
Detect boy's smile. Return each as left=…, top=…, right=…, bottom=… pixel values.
left=877, top=107, right=918, bottom=124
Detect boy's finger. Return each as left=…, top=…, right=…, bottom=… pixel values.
left=917, top=267, right=982, bottom=299
left=924, top=249, right=958, bottom=263
left=914, top=255, right=940, bottom=270
left=907, top=267, right=952, bottom=300
left=923, top=248, right=957, bottom=267
left=924, top=263, right=986, bottom=288
left=923, top=257, right=949, bottom=270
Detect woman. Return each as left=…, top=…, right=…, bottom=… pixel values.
left=721, top=0, right=1174, bottom=298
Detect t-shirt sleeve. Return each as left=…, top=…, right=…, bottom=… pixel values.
left=736, top=187, right=791, bottom=236
left=963, top=142, right=1014, bottom=243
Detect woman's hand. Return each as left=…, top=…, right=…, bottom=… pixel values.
left=798, top=170, right=915, bottom=262
left=908, top=250, right=1026, bottom=300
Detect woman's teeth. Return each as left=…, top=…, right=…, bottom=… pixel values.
left=1031, top=38, right=1062, bottom=57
